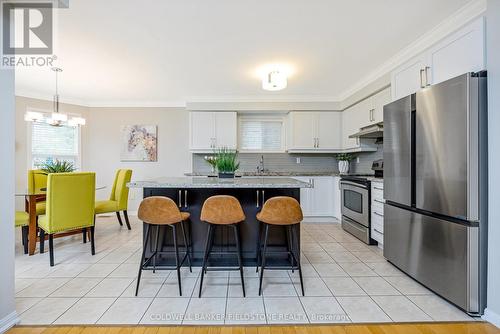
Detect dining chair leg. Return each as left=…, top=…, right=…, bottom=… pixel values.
left=234, top=224, right=245, bottom=297
left=123, top=210, right=132, bottom=230
left=116, top=212, right=123, bottom=226
left=199, top=224, right=213, bottom=298
left=90, top=226, right=96, bottom=255
left=39, top=229, right=45, bottom=254
left=22, top=226, right=29, bottom=254
left=258, top=224, right=270, bottom=296
left=82, top=227, right=87, bottom=243
left=180, top=220, right=192, bottom=272
left=49, top=234, right=55, bottom=267
left=135, top=224, right=151, bottom=296
left=173, top=224, right=182, bottom=296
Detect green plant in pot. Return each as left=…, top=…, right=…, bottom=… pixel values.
left=334, top=153, right=355, bottom=174
left=214, top=147, right=240, bottom=178
left=40, top=159, right=76, bottom=174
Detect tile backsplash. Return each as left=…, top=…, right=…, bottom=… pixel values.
left=192, top=144, right=382, bottom=175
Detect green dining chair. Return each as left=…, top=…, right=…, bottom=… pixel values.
left=38, top=172, right=96, bottom=266
left=95, top=169, right=133, bottom=230
left=15, top=211, right=29, bottom=254
left=27, top=170, right=47, bottom=215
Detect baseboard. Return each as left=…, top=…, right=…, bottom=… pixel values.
left=0, top=311, right=19, bottom=334
left=483, top=308, right=500, bottom=328
left=302, top=216, right=340, bottom=223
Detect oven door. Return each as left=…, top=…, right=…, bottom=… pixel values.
left=340, top=180, right=369, bottom=227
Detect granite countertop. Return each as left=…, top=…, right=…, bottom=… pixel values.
left=185, top=171, right=340, bottom=177
left=128, top=177, right=312, bottom=189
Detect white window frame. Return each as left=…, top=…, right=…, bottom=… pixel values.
left=26, top=107, right=83, bottom=170
left=237, top=114, right=287, bottom=153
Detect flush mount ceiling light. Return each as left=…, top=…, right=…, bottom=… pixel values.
left=262, top=70, right=287, bottom=91
left=24, top=67, right=86, bottom=127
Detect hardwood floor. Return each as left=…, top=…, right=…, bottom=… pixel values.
left=7, top=323, right=500, bottom=334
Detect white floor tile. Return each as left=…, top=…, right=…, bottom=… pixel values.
left=109, top=263, right=140, bottom=278
left=121, top=277, right=165, bottom=297
left=16, top=278, right=71, bottom=298
left=140, top=297, right=190, bottom=324
left=337, top=296, right=391, bottom=323
left=327, top=251, right=361, bottom=263
left=15, top=297, right=42, bottom=315
left=312, top=263, right=348, bottom=277
left=372, top=295, right=432, bottom=322
left=86, top=278, right=134, bottom=297
left=407, top=295, right=473, bottom=321
left=320, top=243, right=348, bottom=253
left=291, top=277, right=332, bottom=297
left=384, top=275, right=432, bottom=295
left=46, top=263, right=91, bottom=277
left=54, top=297, right=116, bottom=324
left=351, top=251, right=386, bottom=263
left=97, top=297, right=153, bottom=324
left=339, top=262, right=378, bottom=277
left=196, top=276, right=229, bottom=297
left=323, top=277, right=366, bottom=296
left=300, top=296, right=350, bottom=323
left=157, top=276, right=197, bottom=298
left=183, top=297, right=226, bottom=324
left=264, top=297, right=308, bottom=324
left=261, top=277, right=297, bottom=297
left=19, top=297, right=78, bottom=324
left=50, top=277, right=103, bottom=297
left=225, top=297, right=266, bottom=324
left=304, top=251, right=335, bottom=264
left=15, top=279, right=37, bottom=293
left=353, top=277, right=401, bottom=296
left=77, top=263, right=120, bottom=278
left=366, top=262, right=405, bottom=276
left=228, top=277, right=259, bottom=297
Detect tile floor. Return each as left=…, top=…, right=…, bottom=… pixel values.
left=14, top=215, right=476, bottom=325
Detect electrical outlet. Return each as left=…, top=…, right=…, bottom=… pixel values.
left=296, top=157, right=301, bottom=164
left=356, top=157, right=360, bottom=163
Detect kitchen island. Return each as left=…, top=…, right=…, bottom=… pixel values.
left=128, top=177, right=311, bottom=266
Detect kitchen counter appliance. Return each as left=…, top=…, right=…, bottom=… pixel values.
left=383, top=72, right=487, bottom=315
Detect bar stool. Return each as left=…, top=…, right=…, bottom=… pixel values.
left=135, top=196, right=192, bottom=296
left=256, top=196, right=304, bottom=296
left=199, top=195, right=246, bottom=297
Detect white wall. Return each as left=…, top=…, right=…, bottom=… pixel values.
left=485, top=0, right=500, bottom=327
left=0, top=70, right=17, bottom=331
left=85, top=107, right=192, bottom=211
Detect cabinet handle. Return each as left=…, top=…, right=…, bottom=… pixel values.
left=184, top=190, right=188, bottom=208
left=425, top=66, right=431, bottom=86
left=262, top=190, right=265, bottom=204
left=256, top=190, right=260, bottom=208
left=356, top=137, right=360, bottom=146
left=373, top=186, right=383, bottom=191
left=178, top=190, right=182, bottom=207
left=419, top=68, right=425, bottom=88
left=374, top=228, right=383, bottom=234
left=373, top=211, right=384, bottom=217
left=374, top=199, right=385, bottom=204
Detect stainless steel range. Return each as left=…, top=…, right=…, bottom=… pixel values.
left=340, top=176, right=373, bottom=244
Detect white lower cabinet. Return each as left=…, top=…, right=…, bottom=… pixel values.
left=332, top=176, right=341, bottom=220
left=370, top=181, right=384, bottom=247
left=294, top=176, right=334, bottom=218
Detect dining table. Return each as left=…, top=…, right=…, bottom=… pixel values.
left=16, top=186, right=106, bottom=255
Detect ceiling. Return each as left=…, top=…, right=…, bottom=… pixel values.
left=14, top=0, right=474, bottom=106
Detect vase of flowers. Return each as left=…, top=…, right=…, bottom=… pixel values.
left=213, top=147, right=240, bottom=178
left=334, top=153, right=355, bottom=174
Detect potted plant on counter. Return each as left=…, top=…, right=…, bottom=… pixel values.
left=214, top=147, right=240, bottom=178
left=334, top=153, right=355, bottom=174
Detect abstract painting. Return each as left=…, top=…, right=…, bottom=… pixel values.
left=120, top=125, right=157, bottom=161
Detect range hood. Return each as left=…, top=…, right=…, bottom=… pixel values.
left=349, top=122, right=383, bottom=139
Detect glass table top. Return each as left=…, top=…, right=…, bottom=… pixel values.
left=15, top=186, right=106, bottom=196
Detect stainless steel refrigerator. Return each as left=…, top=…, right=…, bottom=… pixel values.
left=383, top=72, right=487, bottom=315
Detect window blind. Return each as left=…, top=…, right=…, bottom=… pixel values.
left=31, top=119, right=79, bottom=168
left=239, top=119, right=283, bottom=151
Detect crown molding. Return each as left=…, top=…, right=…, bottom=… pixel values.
left=336, top=0, right=487, bottom=101
left=15, top=90, right=89, bottom=107
left=185, top=95, right=341, bottom=103
left=86, top=101, right=186, bottom=108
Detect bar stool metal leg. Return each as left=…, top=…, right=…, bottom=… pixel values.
left=135, top=224, right=151, bottom=296
left=292, top=223, right=304, bottom=296
left=233, top=224, right=245, bottom=297
left=180, top=220, right=192, bottom=272
left=172, top=224, right=182, bottom=296
left=258, top=224, right=270, bottom=296
left=256, top=221, right=262, bottom=272
left=153, top=225, right=160, bottom=273
left=199, top=224, right=214, bottom=298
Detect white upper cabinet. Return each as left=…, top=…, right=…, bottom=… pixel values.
left=288, top=112, right=341, bottom=152
left=391, top=17, right=485, bottom=101
left=371, top=88, right=392, bottom=123
left=190, top=111, right=237, bottom=152
left=341, top=103, right=362, bottom=150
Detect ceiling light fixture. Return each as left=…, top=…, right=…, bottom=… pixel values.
left=24, top=67, right=86, bottom=127
left=262, top=70, right=287, bottom=91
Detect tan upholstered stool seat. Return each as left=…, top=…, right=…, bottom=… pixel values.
left=201, top=195, right=245, bottom=225
left=138, top=196, right=190, bottom=225
left=256, top=196, right=303, bottom=225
